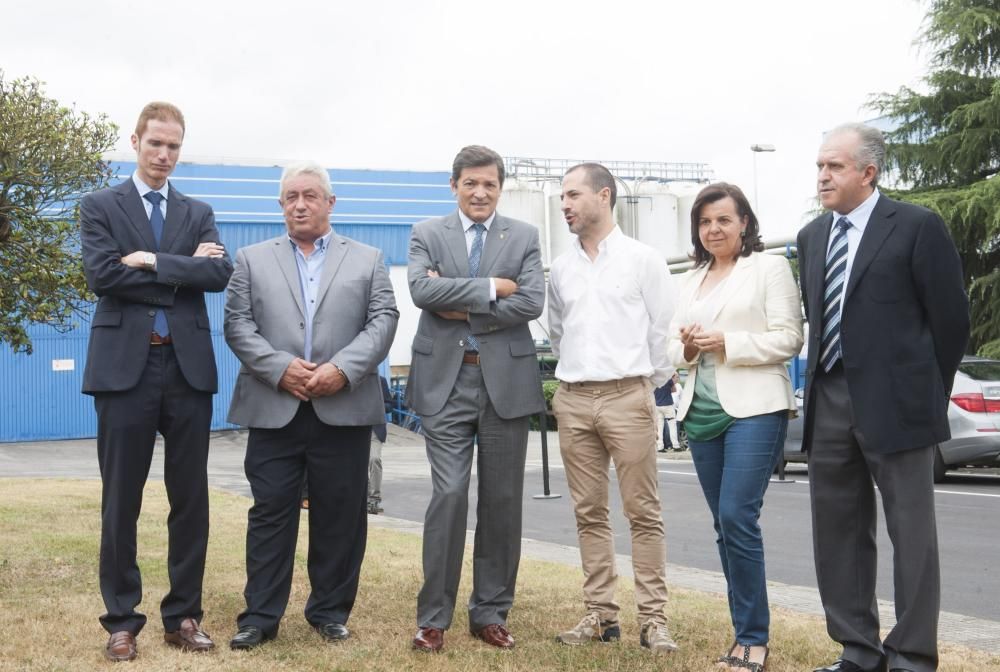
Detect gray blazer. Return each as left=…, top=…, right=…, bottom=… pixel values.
left=406, top=210, right=545, bottom=419
left=225, top=233, right=399, bottom=429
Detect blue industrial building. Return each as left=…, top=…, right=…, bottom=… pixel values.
left=0, top=161, right=455, bottom=442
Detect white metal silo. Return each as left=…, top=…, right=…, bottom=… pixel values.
left=545, top=180, right=576, bottom=264
left=633, top=181, right=679, bottom=259
left=670, top=182, right=704, bottom=260
left=501, top=178, right=546, bottom=257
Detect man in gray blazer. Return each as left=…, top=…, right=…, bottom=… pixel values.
left=408, top=145, right=545, bottom=653
left=224, top=161, right=398, bottom=650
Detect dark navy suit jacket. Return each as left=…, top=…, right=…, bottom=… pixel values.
left=797, top=194, right=969, bottom=454
left=80, top=179, right=233, bottom=394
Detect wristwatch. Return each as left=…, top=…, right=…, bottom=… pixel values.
left=142, top=253, right=156, bottom=270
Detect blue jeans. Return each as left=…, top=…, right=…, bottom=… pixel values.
left=688, top=411, right=787, bottom=645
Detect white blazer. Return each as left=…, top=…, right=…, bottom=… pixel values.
left=667, top=252, right=804, bottom=421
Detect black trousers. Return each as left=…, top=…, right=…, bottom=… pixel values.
left=238, top=402, right=370, bottom=636
left=94, top=344, right=212, bottom=635
left=809, top=365, right=939, bottom=672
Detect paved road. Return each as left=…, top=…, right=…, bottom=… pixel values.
left=383, top=431, right=1000, bottom=624
left=2, top=425, right=998, bottom=650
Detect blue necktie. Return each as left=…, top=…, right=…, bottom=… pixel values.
left=820, top=217, right=851, bottom=371
left=466, top=223, right=486, bottom=352
left=143, top=191, right=170, bottom=338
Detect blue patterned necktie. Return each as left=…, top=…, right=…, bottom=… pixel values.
left=143, top=191, right=170, bottom=338
left=466, top=223, right=486, bottom=352
left=820, top=217, right=851, bottom=371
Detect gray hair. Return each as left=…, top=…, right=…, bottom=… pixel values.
left=828, top=122, right=886, bottom=187
left=279, top=161, right=334, bottom=199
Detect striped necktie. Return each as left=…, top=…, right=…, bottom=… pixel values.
left=820, top=217, right=851, bottom=372
left=465, top=223, right=486, bottom=352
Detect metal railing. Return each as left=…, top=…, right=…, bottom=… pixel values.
left=506, top=156, right=714, bottom=183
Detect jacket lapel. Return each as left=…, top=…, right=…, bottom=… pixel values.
left=478, top=214, right=509, bottom=277
left=314, top=232, right=349, bottom=311
left=270, top=238, right=307, bottom=319
left=113, top=180, right=158, bottom=251
left=443, top=211, right=470, bottom=277
left=844, top=195, right=896, bottom=302
left=709, top=254, right=756, bottom=324
left=158, top=184, right=187, bottom=253
left=807, top=214, right=832, bottom=327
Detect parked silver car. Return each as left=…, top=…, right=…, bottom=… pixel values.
left=782, top=356, right=1000, bottom=482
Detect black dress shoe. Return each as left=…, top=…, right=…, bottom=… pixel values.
left=813, top=659, right=885, bottom=672
left=314, top=622, right=350, bottom=642
left=230, top=625, right=272, bottom=651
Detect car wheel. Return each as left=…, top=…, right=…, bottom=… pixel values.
left=932, top=445, right=947, bottom=483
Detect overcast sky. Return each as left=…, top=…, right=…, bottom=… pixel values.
left=3, top=0, right=930, bottom=241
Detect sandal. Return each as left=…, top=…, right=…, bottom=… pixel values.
left=715, top=640, right=739, bottom=668
left=730, top=643, right=768, bottom=672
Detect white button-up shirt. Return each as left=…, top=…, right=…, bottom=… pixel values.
left=457, top=208, right=497, bottom=301
left=548, top=226, right=677, bottom=386
left=827, top=188, right=879, bottom=323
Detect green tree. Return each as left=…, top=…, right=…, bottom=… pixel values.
left=871, top=0, right=1000, bottom=357
left=0, top=72, right=118, bottom=354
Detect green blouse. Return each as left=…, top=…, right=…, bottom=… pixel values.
left=683, top=353, right=734, bottom=441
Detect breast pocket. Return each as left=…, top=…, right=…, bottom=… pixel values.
left=865, top=260, right=907, bottom=303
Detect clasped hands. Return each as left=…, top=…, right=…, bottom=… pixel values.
left=121, top=242, right=226, bottom=268
left=426, top=268, right=518, bottom=321
left=680, top=322, right=726, bottom=360
left=279, top=358, right=347, bottom=401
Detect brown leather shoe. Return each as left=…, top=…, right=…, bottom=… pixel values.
left=474, top=623, right=515, bottom=649
left=105, top=631, right=137, bottom=662
left=164, top=617, right=215, bottom=652
left=412, top=626, right=444, bottom=653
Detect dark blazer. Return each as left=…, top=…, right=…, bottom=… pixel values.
left=80, top=179, right=233, bottom=394
left=797, top=194, right=970, bottom=454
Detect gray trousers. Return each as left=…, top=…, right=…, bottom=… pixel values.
left=368, top=437, right=383, bottom=502
left=809, top=366, right=939, bottom=672
left=416, top=363, right=529, bottom=632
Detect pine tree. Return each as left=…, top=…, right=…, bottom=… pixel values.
left=871, top=0, right=1000, bottom=356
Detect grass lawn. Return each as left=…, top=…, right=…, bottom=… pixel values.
left=0, top=479, right=994, bottom=671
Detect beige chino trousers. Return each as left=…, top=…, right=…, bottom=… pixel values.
left=552, top=377, right=669, bottom=625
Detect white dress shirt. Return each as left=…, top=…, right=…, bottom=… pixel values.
left=827, top=188, right=879, bottom=322
left=457, top=208, right=497, bottom=301
left=548, top=226, right=677, bottom=386
left=132, top=172, right=169, bottom=220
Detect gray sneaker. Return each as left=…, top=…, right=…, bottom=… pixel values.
left=555, top=612, right=621, bottom=645
left=639, top=619, right=678, bottom=654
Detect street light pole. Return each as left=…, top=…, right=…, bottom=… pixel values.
left=749, top=143, right=776, bottom=213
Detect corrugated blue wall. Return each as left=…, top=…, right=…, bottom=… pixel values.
left=0, top=161, right=455, bottom=441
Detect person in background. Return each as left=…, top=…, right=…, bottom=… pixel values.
left=367, top=375, right=393, bottom=515
left=654, top=377, right=676, bottom=453
left=667, top=182, right=803, bottom=672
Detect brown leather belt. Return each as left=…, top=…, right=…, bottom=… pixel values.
left=462, top=352, right=481, bottom=365
left=150, top=333, right=173, bottom=345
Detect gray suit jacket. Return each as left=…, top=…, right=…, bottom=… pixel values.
left=225, top=232, right=399, bottom=429
left=406, top=210, right=545, bottom=419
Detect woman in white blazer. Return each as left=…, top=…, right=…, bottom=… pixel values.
left=666, top=183, right=803, bottom=672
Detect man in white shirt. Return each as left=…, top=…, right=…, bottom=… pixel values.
left=548, top=162, right=678, bottom=655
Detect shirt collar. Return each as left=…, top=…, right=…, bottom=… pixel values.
left=132, top=171, right=169, bottom=201
left=833, top=188, right=880, bottom=233
left=573, top=225, right=624, bottom=256
left=288, top=228, right=334, bottom=253
left=458, top=208, right=496, bottom=233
